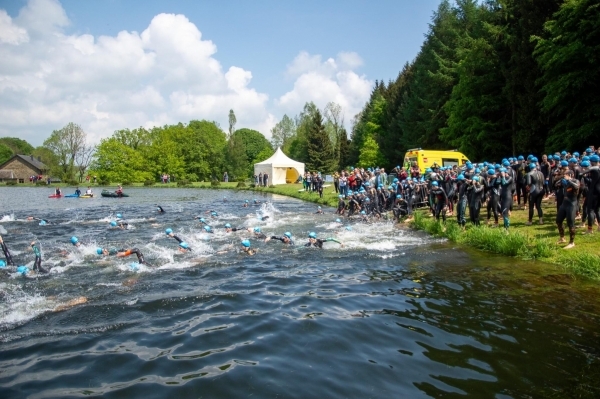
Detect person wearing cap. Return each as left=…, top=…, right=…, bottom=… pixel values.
left=202, top=225, right=214, bottom=234
left=0, top=235, right=15, bottom=266
left=96, top=247, right=127, bottom=257
left=553, top=160, right=571, bottom=212
left=156, top=205, right=166, bottom=213
left=195, top=216, right=209, bottom=226
left=26, top=216, right=51, bottom=225
left=224, top=223, right=244, bottom=233
left=430, top=180, right=448, bottom=223
left=242, top=200, right=249, bottom=208
left=165, top=228, right=193, bottom=251
left=240, top=240, right=256, bottom=256
left=579, top=154, right=600, bottom=233
left=315, top=206, right=324, bottom=214
left=247, top=227, right=267, bottom=239
left=304, top=232, right=343, bottom=248
left=526, top=163, right=545, bottom=225
left=513, top=156, right=528, bottom=209
left=336, top=195, right=347, bottom=215
left=484, top=168, right=500, bottom=227
left=116, top=248, right=152, bottom=265
left=555, top=169, right=580, bottom=249
left=468, top=175, right=485, bottom=225
left=265, top=232, right=294, bottom=245
left=70, top=236, right=81, bottom=247
left=30, top=241, right=49, bottom=273
left=455, top=174, right=468, bottom=228
left=499, top=167, right=513, bottom=229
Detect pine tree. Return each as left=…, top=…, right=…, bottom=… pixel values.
left=306, top=109, right=335, bottom=173
left=337, top=128, right=350, bottom=169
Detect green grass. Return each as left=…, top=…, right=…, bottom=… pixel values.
left=410, top=199, right=600, bottom=280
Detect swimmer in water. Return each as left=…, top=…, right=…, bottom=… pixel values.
left=253, top=199, right=261, bottom=205
left=156, top=205, right=165, bottom=213
left=96, top=247, right=127, bottom=256
left=30, top=241, right=49, bottom=273
left=243, top=200, right=249, bottom=208
left=0, top=236, right=15, bottom=266
left=26, top=216, right=50, bottom=225
left=165, top=228, right=193, bottom=251
left=53, top=296, right=88, bottom=312
left=195, top=216, right=210, bottom=226
left=202, top=225, right=214, bottom=234
left=224, top=223, right=244, bottom=233
left=248, top=227, right=267, bottom=239
left=265, top=232, right=294, bottom=245
left=316, top=206, right=324, bottom=214
left=305, top=232, right=344, bottom=248
left=70, top=236, right=81, bottom=247
left=116, top=248, right=153, bottom=266
left=259, top=215, right=270, bottom=221
left=240, top=240, right=256, bottom=256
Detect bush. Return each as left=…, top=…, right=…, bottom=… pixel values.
left=98, top=179, right=109, bottom=186
left=211, top=180, right=221, bottom=187
left=236, top=181, right=246, bottom=188
left=36, top=181, right=47, bottom=186
left=66, top=180, right=79, bottom=186
left=143, top=180, right=155, bottom=186
left=177, top=179, right=191, bottom=187
left=6, top=181, right=17, bottom=186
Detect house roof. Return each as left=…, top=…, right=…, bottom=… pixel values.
left=0, top=154, right=48, bottom=172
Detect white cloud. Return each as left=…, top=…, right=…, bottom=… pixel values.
left=0, top=0, right=272, bottom=144
left=0, top=0, right=372, bottom=146
left=277, top=51, right=372, bottom=125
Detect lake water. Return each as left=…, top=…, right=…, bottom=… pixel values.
left=1, top=187, right=599, bottom=398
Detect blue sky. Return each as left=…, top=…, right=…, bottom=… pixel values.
left=0, top=0, right=440, bottom=145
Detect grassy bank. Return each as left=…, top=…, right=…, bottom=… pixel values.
left=410, top=200, right=600, bottom=280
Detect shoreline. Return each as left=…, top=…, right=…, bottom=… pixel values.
left=3, top=183, right=599, bottom=280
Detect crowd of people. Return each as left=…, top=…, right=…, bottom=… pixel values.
left=319, top=147, right=600, bottom=249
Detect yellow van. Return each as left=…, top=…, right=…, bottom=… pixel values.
left=404, top=148, right=470, bottom=173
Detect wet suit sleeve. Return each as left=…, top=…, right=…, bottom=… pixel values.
left=172, top=235, right=184, bottom=244
left=270, top=236, right=285, bottom=242
left=325, top=238, right=341, bottom=245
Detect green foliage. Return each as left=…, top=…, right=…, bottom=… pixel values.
left=0, top=143, right=12, bottom=165
left=236, top=181, right=246, bottom=188
left=270, top=114, right=296, bottom=149
left=533, top=0, right=600, bottom=150
left=0, top=137, right=34, bottom=155
left=91, top=137, right=152, bottom=183
left=176, top=179, right=191, bottom=187
left=211, top=180, right=221, bottom=187
left=43, top=122, right=87, bottom=181
left=226, top=132, right=249, bottom=180
left=143, top=180, right=155, bottom=186
left=5, top=180, right=17, bottom=186
left=36, top=180, right=46, bottom=186
left=121, top=181, right=132, bottom=186
left=306, top=109, right=336, bottom=173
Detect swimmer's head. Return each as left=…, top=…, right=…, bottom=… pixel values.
left=110, top=221, right=117, bottom=227
left=116, top=213, right=122, bottom=219
left=225, top=223, right=231, bottom=228
left=17, top=265, right=29, bottom=275
left=284, top=232, right=292, bottom=239
left=0, top=260, right=6, bottom=268
left=179, top=242, right=189, bottom=250
left=39, top=220, right=47, bottom=226
left=254, top=227, right=261, bottom=233
left=241, top=240, right=251, bottom=248
left=165, top=228, right=173, bottom=235
left=96, top=248, right=103, bottom=255
left=204, top=226, right=212, bottom=232
left=70, top=236, right=79, bottom=245
left=335, top=218, right=341, bottom=223
left=308, top=232, right=317, bottom=239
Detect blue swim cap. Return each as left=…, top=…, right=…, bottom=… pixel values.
left=338, top=195, right=343, bottom=198
left=487, top=169, right=496, bottom=176
left=500, top=167, right=507, bottom=173
left=573, top=152, right=579, bottom=157
left=245, top=200, right=249, bottom=203
left=308, top=232, right=317, bottom=239
left=583, top=156, right=590, bottom=161
left=39, top=220, right=47, bottom=226
left=483, top=162, right=488, bottom=167
left=529, top=163, right=536, bottom=170
left=179, top=242, right=189, bottom=249
left=129, top=263, right=139, bottom=271
left=586, top=148, right=593, bottom=154
left=200, top=218, right=206, bottom=223
left=225, top=223, right=231, bottom=228
left=70, top=236, right=79, bottom=245
left=518, top=155, right=524, bottom=161
left=116, top=214, right=122, bottom=219
left=590, top=155, right=600, bottom=162
left=388, top=186, right=393, bottom=190
left=393, top=178, right=399, bottom=183
left=318, top=206, right=321, bottom=209
left=360, top=210, right=366, bottom=215
left=568, top=158, right=577, bottom=163
left=473, top=176, right=480, bottom=182
left=561, top=151, right=567, bottom=156
left=336, top=218, right=341, bottom=223
left=96, top=248, right=103, bottom=255
left=503, top=160, right=510, bottom=167
left=0, top=260, right=5, bottom=268
left=475, top=168, right=481, bottom=174
left=581, top=160, right=590, bottom=167
left=426, top=168, right=432, bottom=173
left=365, top=197, right=370, bottom=201
left=284, top=232, right=292, bottom=239
left=348, top=190, right=353, bottom=195
left=17, top=266, right=29, bottom=275
left=560, top=160, right=569, bottom=167
left=345, top=226, right=352, bottom=231
left=204, top=226, right=211, bottom=232
left=211, top=212, right=217, bottom=216
left=254, top=227, right=261, bottom=233
left=457, top=174, right=465, bottom=181
left=165, top=228, right=173, bottom=235
left=432, top=181, right=439, bottom=186
left=241, top=240, right=251, bottom=248
left=110, top=221, right=117, bottom=227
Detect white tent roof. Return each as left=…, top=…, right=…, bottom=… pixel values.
left=255, top=147, right=304, bottom=169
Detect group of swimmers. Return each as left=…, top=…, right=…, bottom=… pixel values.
left=341, top=149, right=599, bottom=249
left=0, top=200, right=349, bottom=276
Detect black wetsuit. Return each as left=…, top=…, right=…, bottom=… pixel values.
left=500, top=175, right=513, bottom=228
left=430, top=186, right=448, bottom=222
left=157, top=205, right=165, bottom=213
left=514, top=162, right=527, bottom=206
left=468, top=182, right=485, bottom=225
left=31, top=244, right=49, bottom=273
left=304, top=238, right=341, bottom=248
left=486, top=175, right=501, bottom=224
left=336, top=198, right=347, bottom=215
left=123, top=248, right=152, bottom=266
left=253, top=232, right=267, bottom=240
left=556, top=178, right=580, bottom=244
left=580, top=166, right=600, bottom=228
left=269, top=236, right=294, bottom=245
left=1, top=240, right=15, bottom=266
left=171, top=234, right=193, bottom=250
left=456, top=180, right=468, bottom=227
left=527, top=169, right=545, bottom=222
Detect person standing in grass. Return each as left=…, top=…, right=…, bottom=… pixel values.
left=526, top=163, right=545, bottom=225
left=556, top=170, right=580, bottom=249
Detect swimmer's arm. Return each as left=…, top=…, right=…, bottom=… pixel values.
left=325, top=238, right=343, bottom=246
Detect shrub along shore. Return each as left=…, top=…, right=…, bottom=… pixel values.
left=7, top=182, right=599, bottom=280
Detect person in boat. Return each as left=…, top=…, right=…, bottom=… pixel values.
left=165, top=228, right=193, bottom=251
left=304, top=232, right=344, bottom=248
left=75, top=187, right=81, bottom=196
left=240, top=239, right=256, bottom=256
left=54, top=187, right=62, bottom=196
left=115, top=185, right=123, bottom=196
left=85, top=186, right=93, bottom=195
left=265, top=232, right=294, bottom=245
left=0, top=235, right=15, bottom=266
left=248, top=227, right=267, bottom=239
left=156, top=205, right=165, bottom=213
left=225, top=223, right=244, bottom=233
left=26, top=216, right=50, bottom=225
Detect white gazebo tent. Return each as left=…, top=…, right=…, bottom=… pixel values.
left=253, top=147, right=305, bottom=185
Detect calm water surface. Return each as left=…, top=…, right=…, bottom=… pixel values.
left=0, top=187, right=599, bottom=398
